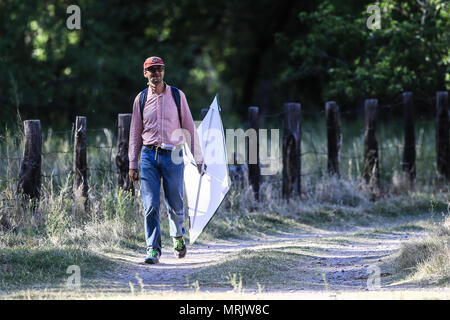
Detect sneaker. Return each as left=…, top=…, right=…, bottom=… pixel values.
left=173, top=237, right=187, bottom=258
left=144, top=249, right=160, bottom=264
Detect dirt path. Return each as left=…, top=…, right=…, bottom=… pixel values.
left=97, top=215, right=438, bottom=296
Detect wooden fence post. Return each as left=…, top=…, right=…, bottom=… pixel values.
left=326, top=101, right=341, bottom=177
left=17, top=120, right=42, bottom=206
left=74, top=116, right=88, bottom=202
left=282, top=103, right=301, bottom=200
left=402, top=92, right=416, bottom=187
left=248, top=106, right=260, bottom=200
left=363, top=99, right=379, bottom=189
left=436, top=91, right=449, bottom=181
left=116, top=114, right=134, bottom=195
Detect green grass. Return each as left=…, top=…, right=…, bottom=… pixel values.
left=0, top=245, right=115, bottom=290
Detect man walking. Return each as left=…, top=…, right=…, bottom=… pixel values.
left=128, top=56, right=204, bottom=264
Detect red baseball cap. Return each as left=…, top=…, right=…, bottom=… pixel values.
left=143, top=56, right=165, bottom=70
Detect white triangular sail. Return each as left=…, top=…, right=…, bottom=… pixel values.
left=184, top=95, right=230, bottom=244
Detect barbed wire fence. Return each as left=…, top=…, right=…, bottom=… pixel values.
left=254, top=92, right=445, bottom=198
left=0, top=91, right=448, bottom=203
left=0, top=128, right=118, bottom=186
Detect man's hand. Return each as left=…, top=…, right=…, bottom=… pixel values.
left=129, top=169, right=139, bottom=182
left=197, top=163, right=207, bottom=175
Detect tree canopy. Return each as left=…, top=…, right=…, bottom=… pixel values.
left=0, top=0, right=448, bottom=129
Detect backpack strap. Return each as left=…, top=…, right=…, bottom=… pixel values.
left=170, top=86, right=182, bottom=128
left=139, top=86, right=182, bottom=127
left=139, top=88, right=148, bottom=122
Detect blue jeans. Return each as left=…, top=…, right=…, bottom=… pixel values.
left=139, top=146, right=185, bottom=255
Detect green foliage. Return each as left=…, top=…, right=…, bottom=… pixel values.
left=46, top=195, right=73, bottom=237
left=289, top=0, right=449, bottom=107
left=102, top=188, right=135, bottom=223
left=0, top=1, right=447, bottom=127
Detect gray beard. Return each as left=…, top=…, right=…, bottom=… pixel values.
left=150, top=77, right=162, bottom=83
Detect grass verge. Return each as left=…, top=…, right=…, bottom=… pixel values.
left=188, top=248, right=320, bottom=291
left=0, top=245, right=115, bottom=291
left=391, top=215, right=450, bottom=286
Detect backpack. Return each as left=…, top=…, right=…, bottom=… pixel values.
left=139, top=86, right=182, bottom=127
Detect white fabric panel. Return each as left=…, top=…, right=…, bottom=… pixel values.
left=183, top=96, right=230, bottom=244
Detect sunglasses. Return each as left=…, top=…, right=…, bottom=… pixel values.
left=146, top=66, right=164, bottom=73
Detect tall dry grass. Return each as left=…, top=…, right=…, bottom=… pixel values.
left=1, top=117, right=447, bottom=242
left=394, top=215, right=450, bottom=285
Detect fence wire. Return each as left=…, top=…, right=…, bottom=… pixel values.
left=0, top=92, right=446, bottom=188
left=0, top=138, right=442, bottom=183
left=0, top=126, right=117, bottom=185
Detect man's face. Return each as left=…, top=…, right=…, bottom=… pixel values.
left=144, top=65, right=165, bottom=84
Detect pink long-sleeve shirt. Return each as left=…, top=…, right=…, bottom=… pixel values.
left=128, top=83, right=203, bottom=169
